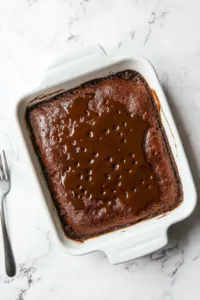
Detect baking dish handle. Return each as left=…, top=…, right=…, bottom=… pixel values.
left=42, top=45, right=109, bottom=86
left=103, top=230, right=168, bottom=264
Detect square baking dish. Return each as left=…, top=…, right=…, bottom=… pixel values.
left=17, top=45, right=197, bottom=264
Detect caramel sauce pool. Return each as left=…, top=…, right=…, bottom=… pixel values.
left=52, top=94, right=160, bottom=215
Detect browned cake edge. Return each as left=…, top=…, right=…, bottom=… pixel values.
left=25, top=70, right=183, bottom=242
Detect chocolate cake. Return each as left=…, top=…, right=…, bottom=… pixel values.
left=26, top=70, right=182, bottom=241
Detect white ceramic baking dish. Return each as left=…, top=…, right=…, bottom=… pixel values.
left=17, top=45, right=197, bottom=264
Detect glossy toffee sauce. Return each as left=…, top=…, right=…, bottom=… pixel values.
left=50, top=94, right=160, bottom=215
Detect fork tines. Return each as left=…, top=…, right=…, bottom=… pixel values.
left=0, top=150, right=9, bottom=180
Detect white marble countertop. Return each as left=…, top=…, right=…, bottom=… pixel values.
left=0, top=0, right=200, bottom=299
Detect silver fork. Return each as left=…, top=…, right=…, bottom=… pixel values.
left=0, top=150, right=16, bottom=277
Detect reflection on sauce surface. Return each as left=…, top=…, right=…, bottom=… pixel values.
left=50, top=95, right=160, bottom=214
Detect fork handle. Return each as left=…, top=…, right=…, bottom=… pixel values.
left=1, top=197, right=16, bottom=277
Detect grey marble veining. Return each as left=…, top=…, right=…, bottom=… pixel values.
left=0, top=0, right=200, bottom=299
